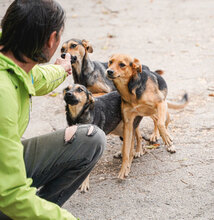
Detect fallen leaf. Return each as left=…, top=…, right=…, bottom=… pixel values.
left=146, top=144, right=160, bottom=149
left=49, top=92, right=59, bottom=97
left=209, top=93, right=214, bottom=97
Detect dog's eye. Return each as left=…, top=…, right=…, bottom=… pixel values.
left=109, top=60, right=113, bottom=65
left=61, top=47, right=65, bottom=53
left=77, top=87, right=83, bottom=92
left=119, top=63, right=125, bottom=68
left=70, top=44, right=77, bottom=49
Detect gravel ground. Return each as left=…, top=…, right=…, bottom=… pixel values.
left=1, top=0, right=214, bottom=219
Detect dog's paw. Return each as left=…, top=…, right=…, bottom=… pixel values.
left=118, top=164, right=130, bottom=179
left=80, top=177, right=89, bottom=193
left=134, top=151, right=141, bottom=158
left=149, top=133, right=159, bottom=143
left=134, top=148, right=147, bottom=158
left=167, top=145, right=176, bottom=154
left=162, top=133, right=173, bottom=146
left=114, top=151, right=122, bottom=159
left=80, top=183, right=89, bottom=193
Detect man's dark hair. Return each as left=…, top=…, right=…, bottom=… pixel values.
left=0, top=0, right=65, bottom=63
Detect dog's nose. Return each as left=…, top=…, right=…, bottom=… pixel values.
left=64, top=91, right=75, bottom=103
left=65, top=91, right=74, bottom=97
left=107, top=69, right=114, bottom=76
left=61, top=53, right=66, bottom=59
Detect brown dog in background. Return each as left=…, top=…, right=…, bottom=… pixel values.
left=107, top=54, right=177, bottom=179
left=61, top=39, right=115, bottom=93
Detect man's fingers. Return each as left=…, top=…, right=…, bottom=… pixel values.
left=65, top=53, right=71, bottom=61
left=54, top=53, right=72, bottom=73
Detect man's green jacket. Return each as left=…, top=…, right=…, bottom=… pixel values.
left=0, top=53, right=77, bottom=220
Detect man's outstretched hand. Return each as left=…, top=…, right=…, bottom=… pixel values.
left=55, top=53, right=72, bottom=75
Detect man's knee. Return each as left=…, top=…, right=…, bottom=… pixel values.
left=65, top=124, right=106, bottom=160
left=82, top=125, right=106, bottom=159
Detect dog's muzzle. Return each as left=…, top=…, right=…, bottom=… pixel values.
left=106, top=69, right=115, bottom=79
left=64, top=92, right=79, bottom=105
left=61, top=53, right=77, bottom=64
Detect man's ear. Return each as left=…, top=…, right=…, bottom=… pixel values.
left=82, top=39, right=93, bottom=53
left=47, top=31, right=57, bottom=49
left=131, top=58, right=142, bottom=74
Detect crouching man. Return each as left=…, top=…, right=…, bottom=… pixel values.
left=0, top=0, right=106, bottom=219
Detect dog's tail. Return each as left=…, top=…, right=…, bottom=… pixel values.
left=167, top=93, right=188, bottom=110
left=155, top=69, right=164, bottom=75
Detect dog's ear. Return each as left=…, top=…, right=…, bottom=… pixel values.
left=130, top=58, right=142, bottom=74
left=82, top=40, right=93, bottom=53
left=88, top=91, right=95, bottom=109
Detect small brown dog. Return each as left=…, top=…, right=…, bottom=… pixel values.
left=107, top=54, right=176, bottom=179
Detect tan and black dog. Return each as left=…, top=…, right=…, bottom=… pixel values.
left=61, top=39, right=164, bottom=94
left=106, top=54, right=183, bottom=179
left=63, top=84, right=143, bottom=191
left=63, top=83, right=188, bottom=188
left=61, top=39, right=115, bottom=93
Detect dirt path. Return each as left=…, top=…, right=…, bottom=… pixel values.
left=1, top=0, right=214, bottom=219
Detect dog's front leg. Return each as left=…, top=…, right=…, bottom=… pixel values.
left=118, top=114, right=135, bottom=179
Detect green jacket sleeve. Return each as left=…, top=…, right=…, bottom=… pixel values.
left=31, top=64, right=67, bottom=96
left=0, top=85, right=77, bottom=220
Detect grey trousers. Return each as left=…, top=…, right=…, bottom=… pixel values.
left=0, top=124, right=106, bottom=219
